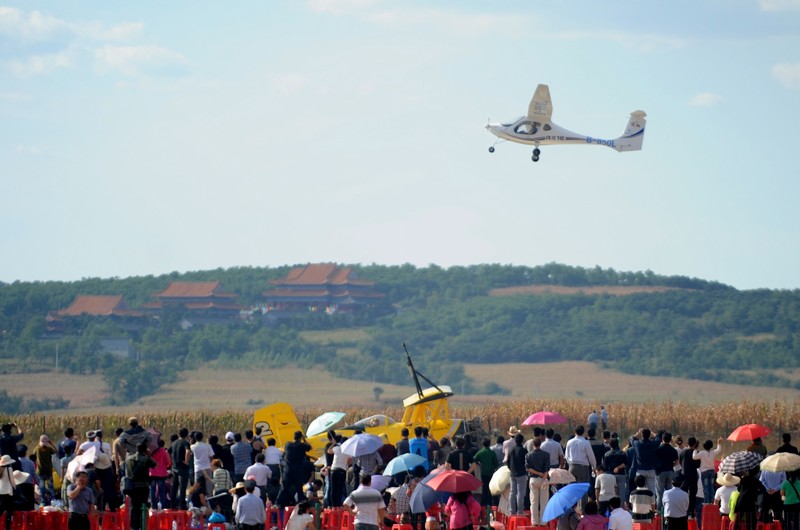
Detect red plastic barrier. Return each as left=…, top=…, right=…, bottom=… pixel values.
left=702, top=504, right=722, bottom=530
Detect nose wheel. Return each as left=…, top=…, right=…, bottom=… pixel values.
left=532, top=147, right=540, bottom=162
left=488, top=146, right=495, bottom=153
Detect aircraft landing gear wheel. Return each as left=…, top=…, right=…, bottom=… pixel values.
left=488, top=147, right=495, bottom=153
left=533, top=148, right=541, bottom=156
left=532, top=155, right=539, bottom=162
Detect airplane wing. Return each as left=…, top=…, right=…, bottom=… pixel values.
left=527, top=84, right=553, bottom=122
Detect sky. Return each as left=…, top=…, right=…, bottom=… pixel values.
left=1, top=1, right=799, bottom=290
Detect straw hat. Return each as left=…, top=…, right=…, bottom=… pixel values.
left=0, top=455, right=16, bottom=467
left=717, top=472, right=741, bottom=487
left=12, top=470, right=29, bottom=485
left=507, top=426, right=520, bottom=436
left=229, top=481, right=246, bottom=494
left=39, top=435, right=51, bottom=445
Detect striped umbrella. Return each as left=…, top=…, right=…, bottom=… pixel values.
left=718, top=451, right=763, bottom=474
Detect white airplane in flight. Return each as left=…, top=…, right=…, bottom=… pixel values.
left=486, top=84, right=646, bottom=162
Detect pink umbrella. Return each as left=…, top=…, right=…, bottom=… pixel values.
left=522, top=411, right=567, bottom=426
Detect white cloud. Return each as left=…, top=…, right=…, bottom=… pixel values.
left=0, top=7, right=72, bottom=44
left=0, top=92, right=32, bottom=102
left=82, top=21, right=145, bottom=41
left=94, top=45, right=187, bottom=76
left=759, top=0, right=800, bottom=11
left=7, top=50, right=72, bottom=77
left=688, top=92, right=723, bottom=107
left=307, top=0, right=381, bottom=15
left=13, top=144, right=43, bottom=156
left=272, top=73, right=308, bottom=95
left=773, top=62, right=800, bottom=88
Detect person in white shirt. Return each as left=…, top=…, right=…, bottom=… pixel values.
left=187, top=432, right=214, bottom=496
left=594, top=465, right=618, bottom=514
left=564, top=426, right=596, bottom=511
left=692, top=437, right=722, bottom=503
left=541, top=429, right=565, bottom=469
left=327, top=435, right=350, bottom=507
left=77, top=431, right=101, bottom=456
left=243, top=453, right=272, bottom=503
left=344, top=474, right=386, bottom=530
left=714, top=473, right=740, bottom=515
left=286, top=500, right=315, bottom=530
left=608, top=496, right=633, bottom=530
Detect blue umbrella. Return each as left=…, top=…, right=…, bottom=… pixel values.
left=542, top=482, right=590, bottom=523
left=383, top=453, right=428, bottom=476
left=409, top=472, right=448, bottom=514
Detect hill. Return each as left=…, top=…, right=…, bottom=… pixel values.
left=1, top=262, right=799, bottom=410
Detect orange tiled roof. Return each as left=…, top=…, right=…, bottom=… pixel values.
left=154, top=281, right=237, bottom=299
left=265, top=288, right=384, bottom=299
left=273, top=263, right=374, bottom=286
left=57, top=295, right=143, bottom=317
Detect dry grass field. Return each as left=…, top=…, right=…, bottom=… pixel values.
left=462, top=361, right=800, bottom=403
left=0, top=360, right=796, bottom=417
left=1, top=362, right=798, bottom=450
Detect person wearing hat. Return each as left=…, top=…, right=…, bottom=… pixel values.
left=235, top=482, right=266, bottom=530
left=77, top=431, right=100, bottom=456
left=118, top=417, right=152, bottom=458
left=715, top=472, right=740, bottom=516
left=67, top=470, right=95, bottom=530
left=0, top=454, right=17, bottom=527
left=35, top=434, right=58, bottom=505
left=15, top=444, right=36, bottom=511
left=502, top=426, right=520, bottom=464
left=220, top=431, right=235, bottom=473
left=0, top=423, right=23, bottom=472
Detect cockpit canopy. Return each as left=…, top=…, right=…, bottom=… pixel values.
left=345, top=414, right=396, bottom=431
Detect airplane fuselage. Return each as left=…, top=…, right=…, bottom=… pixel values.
left=486, top=116, right=619, bottom=148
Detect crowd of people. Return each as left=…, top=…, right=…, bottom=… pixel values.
left=0, top=410, right=798, bottom=530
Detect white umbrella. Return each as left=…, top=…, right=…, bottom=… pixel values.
left=370, top=474, right=391, bottom=491
left=66, top=446, right=97, bottom=481
left=341, top=434, right=383, bottom=457
left=307, top=412, right=346, bottom=438
left=761, top=452, right=800, bottom=472
left=489, top=465, right=510, bottom=495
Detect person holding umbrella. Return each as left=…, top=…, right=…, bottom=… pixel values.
left=327, top=434, right=350, bottom=507
left=733, top=467, right=766, bottom=530
left=444, top=490, right=481, bottom=530
left=781, top=469, right=800, bottom=530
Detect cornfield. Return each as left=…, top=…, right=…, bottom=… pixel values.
left=6, top=398, right=799, bottom=453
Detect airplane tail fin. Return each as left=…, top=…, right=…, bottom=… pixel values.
left=253, top=402, right=302, bottom=448
left=614, top=110, right=646, bottom=152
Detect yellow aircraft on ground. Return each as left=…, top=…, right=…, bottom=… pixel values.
left=253, top=345, right=467, bottom=459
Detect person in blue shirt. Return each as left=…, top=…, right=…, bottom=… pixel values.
left=408, top=427, right=429, bottom=472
